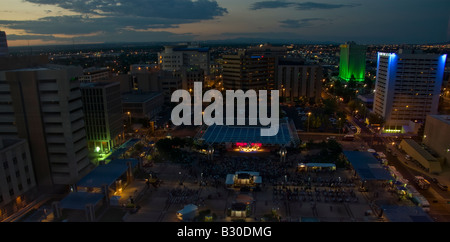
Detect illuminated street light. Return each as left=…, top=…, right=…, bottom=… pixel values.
left=307, top=112, right=312, bottom=132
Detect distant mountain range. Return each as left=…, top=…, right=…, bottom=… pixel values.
left=8, top=38, right=449, bottom=54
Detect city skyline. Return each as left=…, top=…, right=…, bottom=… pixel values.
left=0, top=0, right=449, bottom=47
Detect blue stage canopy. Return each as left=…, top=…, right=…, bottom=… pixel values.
left=201, top=123, right=294, bottom=145
left=343, top=151, right=393, bottom=181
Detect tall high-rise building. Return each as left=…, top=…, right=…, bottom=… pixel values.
left=223, top=44, right=286, bottom=91
left=80, top=81, right=124, bottom=156
left=373, top=49, right=447, bottom=131
left=339, top=41, right=367, bottom=82
left=277, top=58, right=323, bottom=102
left=222, top=51, right=276, bottom=91
left=0, top=31, right=8, bottom=57
left=1, top=64, right=92, bottom=186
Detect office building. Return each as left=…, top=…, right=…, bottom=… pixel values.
left=122, top=92, right=164, bottom=121
left=129, top=64, right=161, bottom=93
left=1, top=65, right=92, bottom=186
left=80, top=81, right=124, bottom=155
left=0, top=31, right=8, bottom=57
left=373, top=50, right=446, bottom=131
left=182, top=67, right=205, bottom=92
left=0, top=138, right=37, bottom=219
left=423, top=115, right=450, bottom=164
left=223, top=44, right=286, bottom=91
left=277, top=58, right=323, bottom=102
left=158, top=44, right=210, bottom=75
left=222, top=51, right=276, bottom=91
left=339, top=41, right=367, bottom=82
left=159, top=70, right=183, bottom=103
left=78, top=67, right=111, bottom=83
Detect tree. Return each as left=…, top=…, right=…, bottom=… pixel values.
left=348, top=75, right=357, bottom=88
left=322, top=98, right=338, bottom=115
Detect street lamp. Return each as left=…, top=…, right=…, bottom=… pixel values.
left=127, top=111, right=131, bottom=124
left=307, top=112, right=312, bottom=132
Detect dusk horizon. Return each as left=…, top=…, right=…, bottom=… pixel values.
left=1, top=0, right=449, bottom=47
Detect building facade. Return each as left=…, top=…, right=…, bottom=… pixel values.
left=122, top=92, right=164, bottom=121
left=373, top=50, right=446, bottom=130
left=339, top=41, right=367, bottom=82
left=222, top=50, right=277, bottom=91
left=423, top=115, right=450, bottom=164
left=0, top=31, right=8, bottom=57
left=158, top=45, right=210, bottom=75
left=1, top=65, right=92, bottom=186
left=222, top=45, right=286, bottom=91
left=277, top=58, right=323, bottom=102
left=80, top=81, right=124, bottom=154
left=0, top=138, right=37, bottom=220
left=78, top=67, right=111, bottom=83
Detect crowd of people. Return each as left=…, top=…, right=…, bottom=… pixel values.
left=166, top=187, right=202, bottom=205
left=197, top=154, right=294, bottom=184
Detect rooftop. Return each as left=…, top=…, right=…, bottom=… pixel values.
left=80, top=81, right=118, bottom=88
left=200, top=122, right=295, bottom=145
left=427, top=114, right=450, bottom=126
left=76, top=158, right=139, bottom=188
left=122, top=91, right=163, bottom=103
left=381, top=205, right=434, bottom=222
left=59, top=192, right=104, bottom=210
left=400, top=139, right=437, bottom=161
left=343, top=151, right=393, bottom=181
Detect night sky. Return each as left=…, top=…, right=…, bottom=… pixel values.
left=1, top=0, right=449, bottom=46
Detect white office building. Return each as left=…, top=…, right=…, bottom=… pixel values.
left=158, top=44, right=210, bottom=75
left=373, top=49, right=447, bottom=133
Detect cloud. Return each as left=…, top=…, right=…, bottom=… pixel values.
left=295, top=2, right=360, bottom=10
left=6, top=30, right=196, bottom=44
left=250, top=1, right=360, bottom=11
left=6, top=34, right=59, bottom=41
left=0, top=15, right=199, bottom=35
left=25, top=0, right=228, bottom=20
left=0, top=0, right=227, bottom=45
left=249, top=1, right=293, bottom=10
left=279, top=18, right=324, bottom=28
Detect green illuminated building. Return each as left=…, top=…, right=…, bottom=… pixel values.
left=339, top=42, right=367, bottom=82
left=80, top=81, right=124, bottom=156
